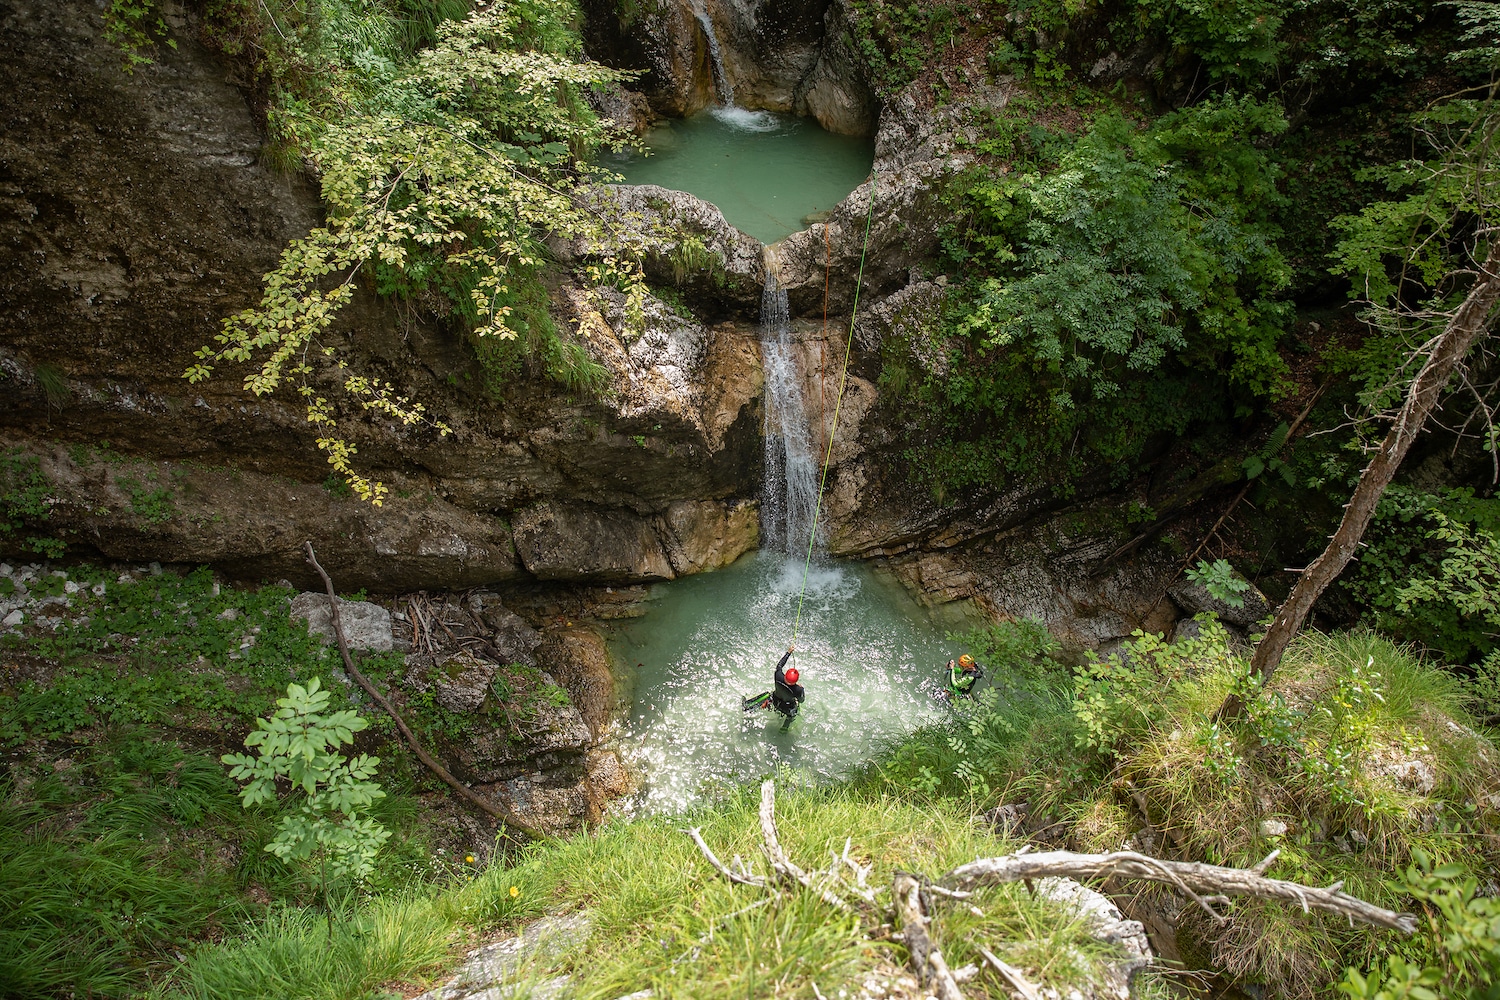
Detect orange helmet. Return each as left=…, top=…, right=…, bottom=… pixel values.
left=958, top=654, right=976, bottom=670
left=784, top=667, right=800, bottom=685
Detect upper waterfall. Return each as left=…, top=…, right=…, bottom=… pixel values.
left=691, top=2, right=734, bottom=106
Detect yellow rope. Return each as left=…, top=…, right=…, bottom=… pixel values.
left=790, top=171, right=878, bottom=647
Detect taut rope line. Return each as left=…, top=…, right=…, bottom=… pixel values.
left=790, top=171, right=878, bottom=646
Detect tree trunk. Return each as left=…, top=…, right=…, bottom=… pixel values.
left=1218, top=242, right=1500, bottom=721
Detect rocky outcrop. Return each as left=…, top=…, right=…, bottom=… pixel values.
left=513, top=502, right=675, bottom=583
left=537, top=626, right=617, bottom=737
left=394, top=594, right=632, bottom=833
left=792, top=0, right=877, bottom=135
left=289, top=592, right=395, bottom=652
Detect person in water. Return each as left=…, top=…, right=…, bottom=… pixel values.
left=771, top=645, right=805, bottom=719
left=945, top=653, right=982, bottom=700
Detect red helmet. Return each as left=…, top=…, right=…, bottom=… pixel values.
left=784, top=667, right=800, bottom=685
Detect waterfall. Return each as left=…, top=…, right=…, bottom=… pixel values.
left=692, top=3, right=734, bottom=105
left=760, top=268, right=822, bottom=557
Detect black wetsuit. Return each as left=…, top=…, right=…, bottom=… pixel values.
left=771, top=649, right=805, bottom=718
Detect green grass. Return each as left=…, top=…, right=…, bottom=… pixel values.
left=152, top=895, right=454, bottom=1000
left=157, top=782, right=1135, bottom=1000
left=859, top=623, right=1500, bottom=997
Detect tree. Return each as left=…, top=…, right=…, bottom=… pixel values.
left=184, top=0, right=645, bottom=503
left=222, top=677, right=391, bottom=905
left=1218, top=69, right=1500, bottom=719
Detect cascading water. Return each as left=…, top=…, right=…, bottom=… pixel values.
left=691, top=2, right=734, bottom=106
left=758, top=267, right=822, bottom=556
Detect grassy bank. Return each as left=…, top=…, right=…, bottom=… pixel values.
left=154, top=783, right=1137, bottom=1000
left=5, top=562, right=1497, bottom=997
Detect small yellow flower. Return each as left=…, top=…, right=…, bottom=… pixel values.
left=465, top=854, right=475, bottom=864
left=510, top=886, right=520, bottom=898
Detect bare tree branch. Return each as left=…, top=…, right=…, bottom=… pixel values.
left=977, top=946, right=1042, bottom=1000
left=684, top=827, right=768, bottom=887
left=302, top=542, right=546, bottom=840
left=940, top=849, right=1418, bottom=933
left=894, top=872, right=966, bottom=1000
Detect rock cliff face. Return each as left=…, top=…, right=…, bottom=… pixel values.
left=580, top=0, right=876, bottom=135
left=0, top=0, right=764, bottom=594
left=2, top=0, right=1192, bottom=830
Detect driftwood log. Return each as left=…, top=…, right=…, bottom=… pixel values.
left=941, top=849, right=1418, bottom=933
left=894, top=871, right=966, bottom=1000
left=303, top=542, right=545, bottom=840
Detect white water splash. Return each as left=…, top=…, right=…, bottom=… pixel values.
left=709, top=106, right=779, bottom=132
left=760, top=269, right=822, bottom=556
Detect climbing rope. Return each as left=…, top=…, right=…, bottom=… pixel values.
left=790, top=170, right=879, bottom=648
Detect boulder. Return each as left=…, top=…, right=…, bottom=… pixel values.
left=513, top=502, right=675, bottom=584
left=571, top=184, right=765, bottom=306
left=1034, top=877, right=1152, bottom=997
left=454, top=686, right=593, bottom=784
left=403, top=651, right=499, bottom=714
left=413, top=914, right=591, bottom=1000
left=657, top=498, right=760, bottom=574
left=289, top=592, right=394, bottom=652
left=1168, top=575, right=1273, bottom=630
left=538, top=626, right=617, bottom=737
left=477, top=602, right=543, bottom=665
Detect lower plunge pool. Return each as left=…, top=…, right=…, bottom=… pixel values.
left=607, top=551, right=981, bottom=813
left=604, top=107, right=875, bottom=245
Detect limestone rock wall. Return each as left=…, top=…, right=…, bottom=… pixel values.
left=0, top=0, right=764, bottom=594
left=580, top=0, right=877, bottom=135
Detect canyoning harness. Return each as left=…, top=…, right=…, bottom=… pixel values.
left=743, top=650, right=805, bottom=722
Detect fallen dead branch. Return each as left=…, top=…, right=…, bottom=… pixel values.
left=941, top=849, right=1417, bottom=933
left=303, top=542, right=545, bottom=841
left=977, top=946, right=1041, bottom=1000
left=685, top=782, right=1417, bottom=1000
left=894, top=871, right=966, bottom=1000
left=758, top=780, right=858, bottom=911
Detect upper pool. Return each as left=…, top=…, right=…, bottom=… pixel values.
left=604, top=107, right=875, bottom=245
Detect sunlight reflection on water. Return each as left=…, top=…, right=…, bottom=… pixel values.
left=607, top=550, right=978, bottom=813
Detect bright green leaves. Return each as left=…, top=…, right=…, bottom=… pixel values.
left=185, top=0, right=643, bottom=503
left=920, top=97, right=1292, bottom=490
left=102, top=0, right=177, bottom=73
left=1330, top=96, right=1499, bottom=417
left=1339, top=849, right=1500, bottom=999
left=221, top=676, right=389, bottom=880
left=1185, top=558, right=1253, bottom=607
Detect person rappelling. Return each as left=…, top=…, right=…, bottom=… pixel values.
left=743, top=644, right=805, bottom=723
left=944, top=653, right=983, bottom=701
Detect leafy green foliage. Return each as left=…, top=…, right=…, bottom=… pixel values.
left=1340, top=850, right=1500, bottom=999
left=908, top=98, right=1292, bottom=490
left=1348, top=488, right=1500, bottom=665
left=222, top=677, right=390, bottom=882
left=0, top=568, right=333, bottom=739
left=184, top=0, right=645, bottom=502
left=0, top=447, right=64, bottom=558
left=102, top=0, right=177, bottom=72
left=1186, top=558, right=1252, bottom=608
